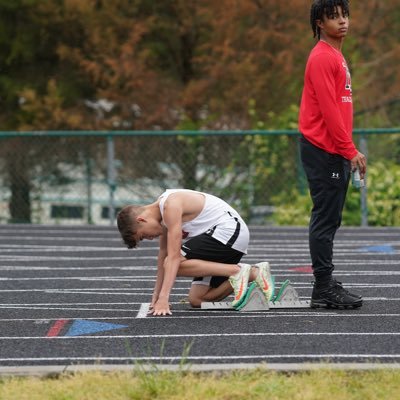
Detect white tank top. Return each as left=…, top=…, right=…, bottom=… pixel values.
left=158, top=189, right=249, bottom=254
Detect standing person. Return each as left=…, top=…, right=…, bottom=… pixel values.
left=299, top=0, right=366, bottom=308
left=117, top=189, right=274, bottom=316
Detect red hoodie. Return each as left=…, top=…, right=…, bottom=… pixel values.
left=299, top=40, right=358, bottom=160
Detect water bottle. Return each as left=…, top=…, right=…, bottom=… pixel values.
left=352, top=168, right=365, bottom=188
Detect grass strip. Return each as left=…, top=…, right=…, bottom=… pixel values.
left=1, top=367, right=400, bottom=399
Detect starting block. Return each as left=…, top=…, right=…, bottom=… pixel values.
left=200, top=281, right=310, bottom=311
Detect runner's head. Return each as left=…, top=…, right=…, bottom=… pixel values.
left=117, top=205, right=143, bottom=248
left=117, top=205, right=163, bottom=248
left=310, top=0, right=350, bottom=39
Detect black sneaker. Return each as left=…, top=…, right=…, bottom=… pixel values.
left=311, top=281, right=363, bottom=309
left=332, top=279, right=362, bottom=300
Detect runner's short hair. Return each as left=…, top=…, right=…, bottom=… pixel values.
left=117, top=205, right=143, bottom=249
left=310, top=0, right=350, bottom=39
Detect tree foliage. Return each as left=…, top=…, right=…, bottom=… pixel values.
left=273, top=161, right=400, bottom=227
left=1, top=0, right=399, bottom=130
left=0, top=0, right=399, bottom=224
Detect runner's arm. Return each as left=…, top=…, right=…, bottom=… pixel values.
left=310, top=54, right=358, bottom=160
left=152, top=200, right=183, bottom=316
left=149, top=226, right=168, bottom=311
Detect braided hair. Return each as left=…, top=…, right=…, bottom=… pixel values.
left=310, top=0, right=350, bottom=39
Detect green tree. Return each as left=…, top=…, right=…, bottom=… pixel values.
left=1, top=0, right=399, bottom=223
left=273, top=162, right=400, bottom=227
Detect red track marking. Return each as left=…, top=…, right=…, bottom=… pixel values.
left=289, top=265, right=313, bottom=273
left=46, top=319, right=69, bottom=337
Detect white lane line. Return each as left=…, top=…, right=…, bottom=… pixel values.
left=0, top=290, right=167, bottom=296
left=0, top=283, right=399, bottom=293
left=249, top=239, right=400, bottom=244
left=0, top=306, right=134, bottom=311
left=0, top=229, right=398, bottom=237
left=250, top=231, right=400, bottom=237
left=0, top=301, right=397, bottom=310
left=2, top=241, right=394, bottom=250
left=44, top=291, right=153, bottom=296
left=0, top=236, right=122, bottom=241
left=0, top=302, right=146, bottom=306
left=0, top=266, right=157, bottom=271
left=0, top=292, right=395, bottom=298
left=0, top=244, right=158, bottom=250
left=270, top=271, right=400, bottom=277
left=0, top=249, right=134, bottom=253
left=245, top=255, right=399, bottom=260
left=1, top=313, right=400, bottom=322
left=3, top=272, right=400, bottom=281
left=0, top=355, right=399, bottom=362
left=0, top=226, right=395, bottom=237
left=0, top=264, right=398, bottom=271
left=0, top=256, right=157, bottom=261
left=0, top=229, right=117, bottom=234
left=0, top=247, right=157, bottom=252
left=245, top=258, right=400, bottom=263
left=0, top=256, right=397, bottom=262
left=136, top=303, right=150, bottom=318
left=11, top=299, right=400, bottom=313
left=4, top=252, right=398, bottom=259
left=0, top=246, right=397, bottom=253
left=0, top=277, right=157, bottom=281
left=1, top=332, right=400, bottom=340
left=0, top=288, right=182, bottom=292
left=0, top=317, right=156, bottom=322
left=248, top=248, right=398, bottom=253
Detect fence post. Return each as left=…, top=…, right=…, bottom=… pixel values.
left=359, top=133, right=368, bottom=227
left=296, top=136, right=307, bottom=195
left=107, top=135, right=116, bottom=225
left=85, top=156, right=93, bottom=224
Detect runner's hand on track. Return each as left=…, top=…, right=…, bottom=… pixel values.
left=151, top=298, right=172, bottom=316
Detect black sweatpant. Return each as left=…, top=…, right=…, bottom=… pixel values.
left=300, top=136, right=351, bottom=285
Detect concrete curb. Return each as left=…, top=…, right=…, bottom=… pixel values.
left=1, top=363, right=400, bottom=377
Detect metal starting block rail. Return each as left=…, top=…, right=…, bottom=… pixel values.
left=200, top=284, right=310, bottom=312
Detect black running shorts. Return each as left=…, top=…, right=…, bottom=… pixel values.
left=181, top=233, right=244, bottom=288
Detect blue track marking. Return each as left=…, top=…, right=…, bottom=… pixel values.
left=358, top=244, right=395, bottom=254
left=64, top=320, right=128, bottom=337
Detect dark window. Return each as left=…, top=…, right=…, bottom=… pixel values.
left=51, top=205, right=84, bottom=219
left=101, top=207, right=121, bottom=219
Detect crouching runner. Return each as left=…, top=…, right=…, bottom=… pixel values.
left=117, top=189, right=274, bottom=316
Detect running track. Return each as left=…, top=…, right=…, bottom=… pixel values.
left=0, top=224, right=399, bottom=373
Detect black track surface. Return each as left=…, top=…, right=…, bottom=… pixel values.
left=0, top=224, right=399, bottom=367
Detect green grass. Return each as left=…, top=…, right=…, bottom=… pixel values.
left=1, top=368, right=400, bottom=400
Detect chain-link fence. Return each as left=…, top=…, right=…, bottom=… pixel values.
left=0, top=130, right=399, bottom=226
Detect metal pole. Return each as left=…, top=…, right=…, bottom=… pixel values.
left=296, top=137, right=307, bottom=195
left=85, top=156, right=93, bottom=224
left=107, top=135, right=116, bottom=225
left=359, top=134, right=368, bottom=227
